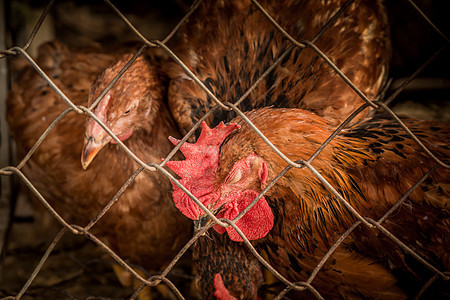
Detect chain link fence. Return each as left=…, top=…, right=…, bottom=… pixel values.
left=1, top=0, right=449, bottom=299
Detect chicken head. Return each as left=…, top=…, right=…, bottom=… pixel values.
left=82, top=54, right=164, bottom=169
left=167, top=121, right=274, bottom=242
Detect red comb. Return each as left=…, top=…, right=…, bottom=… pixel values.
left=166, top=121, right=240, bottom=220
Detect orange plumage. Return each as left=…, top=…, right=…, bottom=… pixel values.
left=168, top=107, right=449, bottom=299
left=162, top=0, right=395, bottom=298
left=163, top=0, right=395, bottom=298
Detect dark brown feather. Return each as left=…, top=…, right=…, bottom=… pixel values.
left=166, top=0, right=391, bottom=139
left=165, top=0, right=392, bottom=297
left=193, top=230, right=263, bottom=300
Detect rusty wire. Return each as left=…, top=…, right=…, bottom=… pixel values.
left=1, top=0, right=449, bottom=299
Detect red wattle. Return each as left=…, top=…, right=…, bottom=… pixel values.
left=110, top=128, right=133, bottom=143
left=214, top=189, right=274, bottom=242
left=166, top=122, right=240, bottom=221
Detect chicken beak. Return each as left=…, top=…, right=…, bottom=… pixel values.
left=81, top=135, right=110, bottom=169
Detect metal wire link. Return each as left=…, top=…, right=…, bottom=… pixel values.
left=1, top=0, right=449, bottom=299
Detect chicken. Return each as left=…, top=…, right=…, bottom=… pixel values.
left=164, top=0, right=391, bottom=297
left=7, top=41, right=191, bottom=293
left=165, top=0, right=391, bottom=139
left=193, top=229, right=263, bottom=300
left=167, top=107, right=449, bottom=299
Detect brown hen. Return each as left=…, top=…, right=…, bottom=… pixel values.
left=168, top=107, right=449, bottom=299
left=166, top=0, right=391, bottom=139
left=7, top=41, right=191, bottom=293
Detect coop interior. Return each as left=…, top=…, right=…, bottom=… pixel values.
left=0, top=0, right=449, bottom=299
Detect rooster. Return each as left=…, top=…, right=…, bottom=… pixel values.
left=166, top=0, right=391, bottom=140
left=167, top=107, right=449, bottom=299
left=7, top=41, right=191, bottom=296
left=164, top=0, right=391, bottom=297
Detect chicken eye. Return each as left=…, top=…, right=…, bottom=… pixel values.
left=124, top=103, right=137, bottom=116
left=228, top=169, right=242, bottom=184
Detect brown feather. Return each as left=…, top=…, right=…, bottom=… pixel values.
left=214, top=107, right=449, bottom=298
left=165, top=0, right=391, bottom=139
left=7, top=41, right=192, bottom=272
left=193, top=230, right=263, bottom=300
left=165, top=0, right=392, bottom=297
left=167, top=107, right=448, bottom=298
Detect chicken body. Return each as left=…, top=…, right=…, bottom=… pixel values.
left=168, top=107, right=449, bottom=299
left=166, top=0, right=391, bottom=297
left=7, top=41, right=191, bottom=275
left=193, top=229, right=263, bottom=300
left=166, top=0, right=391, bottom=138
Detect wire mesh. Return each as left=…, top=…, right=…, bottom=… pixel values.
left=1, top=0, right=449, bottom=299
